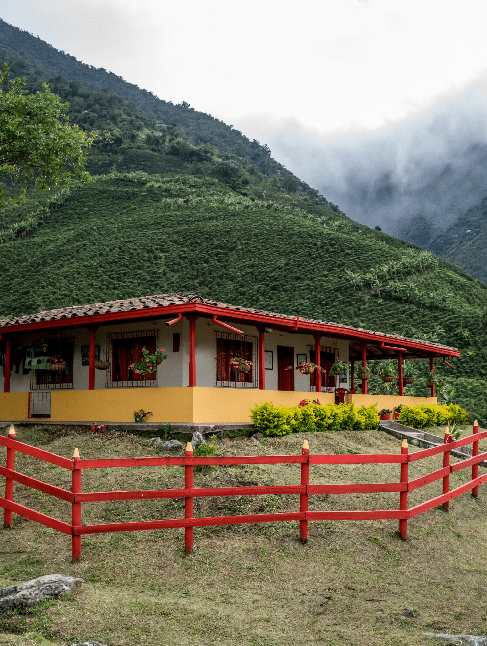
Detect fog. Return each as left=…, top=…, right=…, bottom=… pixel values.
left=265, top=73, right=487, bottom=243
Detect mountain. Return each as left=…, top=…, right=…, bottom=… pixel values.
left=264, top=77, right=487, bottom=283
left=2, top=20, right=487, bottom=424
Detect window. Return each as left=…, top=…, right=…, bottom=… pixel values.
left=30, top=340, right=74, bottom=390
left=107, top=331, right=158, bottom=388
left=216, top=332, right=257, bottom=387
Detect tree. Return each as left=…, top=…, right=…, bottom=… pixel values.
left=0, top=64, right=96, bottom=207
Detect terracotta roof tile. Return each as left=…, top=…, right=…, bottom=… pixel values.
left=0, top=292, right=459, bottom=354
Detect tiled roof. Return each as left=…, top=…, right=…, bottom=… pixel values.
left=0, top=292, right=459, bottom=354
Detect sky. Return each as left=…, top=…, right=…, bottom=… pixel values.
left=1, top=0, right=487, bottom=145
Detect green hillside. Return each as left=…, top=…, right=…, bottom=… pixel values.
left=429, top=196, right=487, bottom=284
left=2, top=171, right=487, bottom=423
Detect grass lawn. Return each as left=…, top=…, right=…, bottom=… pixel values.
left=1, top=424, right=487, bottom=646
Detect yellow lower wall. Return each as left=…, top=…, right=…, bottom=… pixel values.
left=192, top=388, right=335, bottom=424
left=0, top=388, right=437, bottom=425
left=346, top=393, right=437, bottom=410
left=50, top=388, right=195, bottom=423
left=0, top=393, right=29, bottom=420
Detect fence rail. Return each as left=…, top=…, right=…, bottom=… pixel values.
left=1, top=424, right=486, bottom=562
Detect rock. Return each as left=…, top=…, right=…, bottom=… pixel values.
left=72, top=642, right=108, bottom=646
left=403, top=607, right=418, bottom=617
left=251, top=432, right=264, bottom=441
left=424, top=634, right=487, bottom=645
left=191, top=431, right=204, bottom=450
left=162, top=439, right=183, bottom=451
left=147, top=437, right=163, bottom=446
left=0, top=574, right=84, bottom=610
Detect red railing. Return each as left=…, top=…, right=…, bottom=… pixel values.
left=1, top=424, right=486, bottom=562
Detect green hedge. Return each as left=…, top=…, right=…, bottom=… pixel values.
left=250, top=402, right=379, bottom=436
left=399, top=403, right=470, bottom=429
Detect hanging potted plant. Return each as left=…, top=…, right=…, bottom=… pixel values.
left=50, top=355, right=66, bottom=372
left=296, top=362, right=326, bottom=375
left=357, top=364, right=371, bottom=380
left=94, top=360, right=111, bottom=370
left=380, top=361, right=395, bottom=383
left=129, top=347, right=167, bottom=375
left=230, top=357, right=254, bottom=373
left=329, top=360, right=349, bottom=376
left=403, top=367, right=415, bottom=385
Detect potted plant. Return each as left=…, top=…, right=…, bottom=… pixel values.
left=402, top=367, right=415, bottom=384
left=296, top=362, right=325, bottom=375
left=94, top=360, right=111, bottom=370
left=50, top=355, right=66, bottom=372
left=329, top=360, right=349, bottom=376
left=380, top=361, right=395, bottom=383
left=134, top=409, right=152, bottom=423
left=230, top=357, right=254, bottom=373
left=129, top=347, right=167, bottom=375
left=379, top=408, right=392, bottom=420
left=357, top=364, right=371, bottom=380
left=394, top=404, right=402, bottom=420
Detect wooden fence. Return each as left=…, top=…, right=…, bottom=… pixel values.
left=1, top=424, right=487, bottom=562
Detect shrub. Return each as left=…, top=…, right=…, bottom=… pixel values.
left=250, top=402, right=379, bottom=436
left=250, top=402, right=292, bottom=437
left=400, top=403, right=469, bottom=429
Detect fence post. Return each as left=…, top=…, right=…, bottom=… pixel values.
left=472, top=420, right=479, bottom=498
left=300, top=440, right=309, bottom=543
left=3, top=425, right=16, bottom=529
left=71, top=448, right=82, bottom=562
left=399, top=439, right=408, bottom=540
left=443, top=428, right=450, bottom=512
left=185, top=442, right=194, bottom=554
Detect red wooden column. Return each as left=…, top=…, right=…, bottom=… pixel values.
left=188, top=315, right=198, bottom=387
left=300, top=439, right=309, bottom=543
left=88, top=327, right=96, bottom=391
left=258, top=327, right=265, bottom=390
left=185, top=442, right=194, bottom=553
left=3, top=425, right=16, bottom=528
left=361, top=342, right=367, bottom=394
left=429, top=357, right=435, bottom=398
left=397, top=351, right=403, bottom=396
left=399, top=439, right=409, bottom=540
left=314, top=335, right=322, bottom=394
left=4, top=335, right=11, bottom=393
left=472, top=420, right=479, bottom=498
left=71, top=448, right=82, bottom=562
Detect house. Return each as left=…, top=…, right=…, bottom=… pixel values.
left=0, top=292, right=460, bottom=425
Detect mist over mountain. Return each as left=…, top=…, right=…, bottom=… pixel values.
left=266, top=74, right=487, bottom=251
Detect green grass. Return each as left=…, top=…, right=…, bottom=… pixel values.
left=2, top=425, right=487, bottom=645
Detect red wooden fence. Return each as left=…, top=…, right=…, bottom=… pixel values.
left=1, top=424, right=487, bottom=562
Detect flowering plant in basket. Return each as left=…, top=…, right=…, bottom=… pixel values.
left=129, top=347, right=167, bottom=375
left=295, top=362, right=325, bottom=374
left=230, top=357, right=254, bottom=371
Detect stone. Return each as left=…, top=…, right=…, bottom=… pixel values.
left=147, top=437, right=163, bottom=446
left=162, top=439, right=183, bottom=451
left=72, top=642, right=108, bottom=646
left=0, top=574, right=84, bottom=610
left=424, top=634, right=487, bottom=645
left=191, top=431, right=204, bottom=450
left=251, top=432, right=264, bottom=441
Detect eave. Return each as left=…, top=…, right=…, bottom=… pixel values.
left=0, top=300, right=460, bottom=360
